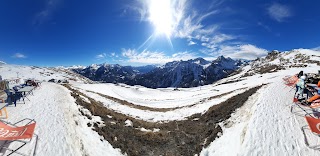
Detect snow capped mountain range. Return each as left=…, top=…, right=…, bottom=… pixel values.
left=73, top=56, right=247, bottom=88
left=72, top=64, right=158, bottom=84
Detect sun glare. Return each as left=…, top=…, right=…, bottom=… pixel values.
left=148, top=0, right=173, bottom=37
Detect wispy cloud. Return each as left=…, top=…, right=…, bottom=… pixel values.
left=211, top=34, right=235, bottom=44
left=96, top=53, right=107, bottom=59
left=12, top=53, right=27, bottom=59
left=132, top=0, right=148, bottom=21
left=188, top=40, right=197, bottom=46
left=258, top=22, right=271, bottom=32
left=267, top=3, right=292, bottom=22
left=133, top=0, right=223, bottom=47
left=131, top=0, right=266, bottom=61
left=217, top=44, right=268, bottom=60
left=174, top=11, right=220, bottom=39
left=33, top=0, right=61, bottom=25
left=110, top=52, right=119, bottom=57
left=121, top=48, right=198, bottom=64
left=199, top=34, right=235, bottom=53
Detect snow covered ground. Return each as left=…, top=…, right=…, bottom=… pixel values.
left=72, top=84, right=249, bottom=122
left=1, top=82, right=123, bottom=156
left=0, top=49, right=319, bottom=155
left=201, top=76, right=320, bottom=156
left=0, top=65, right=122, bottom=156
left=0, top=64, right=92, bottom=84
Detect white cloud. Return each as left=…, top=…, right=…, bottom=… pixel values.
left=211, top=34, right=235, bottom=44
left=175, top=14, right=202, bottom=39
left=199, top=34, right=235, bottom=52
left=96, top=53, right=107, bottom=59
left=267, top=3, right=292, bottom=22
left=12, top=53, right=27, bottom=59
left=171, top=51, right=197, bottom=60
left=133, top=0, right=151, bottom=21
left=197, top=25, right=219, bottom=35
left=132, top=0, right=265, bottom=61
left=188, top=40, right=197, bottom=46
left=134, top=0, right=220, bottom=41
left=218, top=44, right=268, bottom=60
left=174, top=11, right=219, bottom=39
left=121, top=48, right=198, bottom=64
left=200, top=36, right=210, bottom=42
left=110, top=52, right=119, bottom=57
left=122, top=48, right=137, bottom=58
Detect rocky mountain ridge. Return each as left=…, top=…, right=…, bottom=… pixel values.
left=72, top=56, right=247, bottom=88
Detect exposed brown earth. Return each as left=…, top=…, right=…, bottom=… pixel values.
left=63, top=84, right=262, bottom=156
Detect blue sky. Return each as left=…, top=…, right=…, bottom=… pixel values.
left=0, top=0, right=319, bottom=67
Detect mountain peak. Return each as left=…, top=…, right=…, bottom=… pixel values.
left=216, top=55, right=233, bottom=62
left=212, top=56, right=241, bottom=70
left=217, top=55, right=226, bottom=60
left=191, top=58, right=210, bottom=65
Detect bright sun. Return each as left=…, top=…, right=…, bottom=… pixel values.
left=148, top=0, right=173, bottom=37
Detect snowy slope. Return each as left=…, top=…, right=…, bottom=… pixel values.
left=201, top=73, right=320, bottom=156
left=0, top=65, right=122, bottom=156
left=0, top=64, right=93, bottom=84
left=201, top=50, right=320, bottom=156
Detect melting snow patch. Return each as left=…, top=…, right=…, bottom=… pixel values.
left=124, top=119, right=133, bottom=127
left=81, top=108, right=91, bottom=116
left=80, top=95, right=90, bottom=103
left=136, top=127, right=160, bottom=133
left=78, top=106, right=105, bottom=127
left=139, top=127, right=151, bottom=132
left=92, top=116, right=105, bottom=127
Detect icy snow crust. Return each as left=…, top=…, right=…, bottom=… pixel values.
left=0, top=49, right=319, bottom=155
